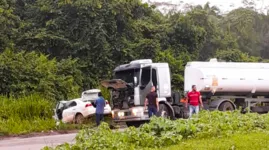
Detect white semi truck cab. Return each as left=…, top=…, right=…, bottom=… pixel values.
left=102, top=59, right=269, bottom=127
left=101, top=59, right=184, bottom=127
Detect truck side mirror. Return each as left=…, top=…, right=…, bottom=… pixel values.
left=134, top=77, right=138, bottom=86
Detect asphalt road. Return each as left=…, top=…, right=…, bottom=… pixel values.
left=0, top=133, right=77, bottom=150
left=0, top=128, right=126, bottom=150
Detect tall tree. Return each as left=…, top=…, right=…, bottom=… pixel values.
left=0, top=0, right=19, bottom=51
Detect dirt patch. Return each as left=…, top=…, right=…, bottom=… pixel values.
left=0, top=130, right=79, bottom=140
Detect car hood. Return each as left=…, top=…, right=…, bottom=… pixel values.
left=101, top=79, right=128, bottom=90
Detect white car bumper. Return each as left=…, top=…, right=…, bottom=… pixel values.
left=104, top=107, right=112, bottom=115
left=83, top=106, right=112, bottom=117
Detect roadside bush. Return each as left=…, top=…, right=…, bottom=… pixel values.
left=0, top=49, right=82, bottom=100
left=0, top=94, right=109, bottom=135
left=0, top=94, right=55, bottom=135
left=43, top=111, right=269, bottom=150
left=0, top=95, right=54, bottom=120
left=0, top=94, right=54, bottom=120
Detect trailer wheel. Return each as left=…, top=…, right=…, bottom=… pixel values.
left=219, top=102, right=235, bottom=111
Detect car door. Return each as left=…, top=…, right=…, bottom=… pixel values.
left=54, top=101, right=65, bottom=120
left=62, top=101, right=77, bottom=123
left=54, top=102, right=60, bottom=120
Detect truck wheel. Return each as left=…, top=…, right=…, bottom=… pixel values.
left=126, top=121, right=144, bottom=128
left=219, top=102, right=235, bottom=111
left=158, top=104, right=171, bottom=119
left=75, top=113, right=84, bottom=124
left=172, top=105, right=181, bottom=118
left=173, top=106, right=189, bottom=119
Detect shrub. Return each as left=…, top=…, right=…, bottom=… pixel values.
left=0, top=94, right=109, bottom=135
left=0, top=49, right=82, bottom=100
left=0, top=94, right=54, bottom=120
left=0, top=94, right=55, bottom=134
left=43, top=111, right=269, bottom=150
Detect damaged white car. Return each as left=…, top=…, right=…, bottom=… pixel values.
left=54, top=89, right=112, bottom=124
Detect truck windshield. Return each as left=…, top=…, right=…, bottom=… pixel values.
left=114, top=69, right=140, bottom=84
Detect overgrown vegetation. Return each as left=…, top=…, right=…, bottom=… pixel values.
left=43, top=111, right=269, bottom=150
left=163, top=132, right=269, bottom=150
left=1, top=0, right=269, bottom=143
left=0, top=95, right=87, bottom=135
left=0, top=49, right=82, bottom=100
left=1, top=0, right=269, bottom=97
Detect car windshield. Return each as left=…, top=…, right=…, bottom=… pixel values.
left=114, top=69, right=140, bottom=83
left=56, top=102, right=65, bottom=109
left=82, top=93, right=98, bottom=101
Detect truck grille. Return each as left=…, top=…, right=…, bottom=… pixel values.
left=124, top=111, right=131, bottom=116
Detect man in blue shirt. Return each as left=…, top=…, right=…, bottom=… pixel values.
left=95, top=92, right=106, bottom=126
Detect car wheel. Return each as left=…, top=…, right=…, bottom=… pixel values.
left=75, top=113, right=84, bottom=124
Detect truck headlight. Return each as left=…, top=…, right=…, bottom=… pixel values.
left=132, top=108, right=144, bottom=116
left=204, top=85, right=210, bottom=90
left=118, top=112, right=124, bottom=117
left=132, top=109, right=138, bottom=116
left=111, top=111, right=115, bottom=118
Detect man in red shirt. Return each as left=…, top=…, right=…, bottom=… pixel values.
left=185, top=85, right=203, bottom=118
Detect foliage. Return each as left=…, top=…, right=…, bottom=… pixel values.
left=98, top=85, right=111, bottom=101
left=215, top=49, right=262, bottom=62
left=0, top=94, right=53, bottom=120
left=43, top=111, right=269, bottom=150
left=220, top=8, right=269, bottom=57
left=0, top=0, right=269, bottom=93
left=12, top=0, right=167, bottom=89
left=155, top=50, right=190, bottom=90
left=0, top=0, right=19, bottom=51
left=0, top=94, right=102, bottom=135
left=0, top=95, right=70, bottom=135
left=0, top=49, right=82, bottom=100
left=164, top=132, right=269, bottom=150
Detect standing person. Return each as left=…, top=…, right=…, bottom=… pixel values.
left=185, top=85, right=203, bottom=118
left=144, top=86, right=159, bottom=118
left=95, top=92, right=106, bottom=126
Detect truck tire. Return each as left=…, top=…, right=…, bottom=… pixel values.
left=172, top=105, right=188, bottom=119
left=126, top=121, right=144, bottom=128
left=158, top=104, right=172, bottom=119
left=218, top=102, right=235, bottom=111
left=172, top=105, right=182, bottom=118
left=75, top=113, right=84, bottom=124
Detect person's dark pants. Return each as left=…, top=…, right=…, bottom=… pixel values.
left=148, top=106, right=157, bottom=118
left=96, top=113, right=104, bottom=126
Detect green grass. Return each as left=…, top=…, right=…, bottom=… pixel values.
left=0, top=94, right=54, bottom=120
left=163, top=132, right=269, bottom=150
left=45, top=111, right=269, bottom=150
left=0, top=94, right=55, bottom=135
left=0, top=94, right=111, bottom=136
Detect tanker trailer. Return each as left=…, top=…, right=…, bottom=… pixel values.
left=184, top=58, right=269, bottom=113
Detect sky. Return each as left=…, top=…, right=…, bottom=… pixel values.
left=142, top=0, right=269, bottom=14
